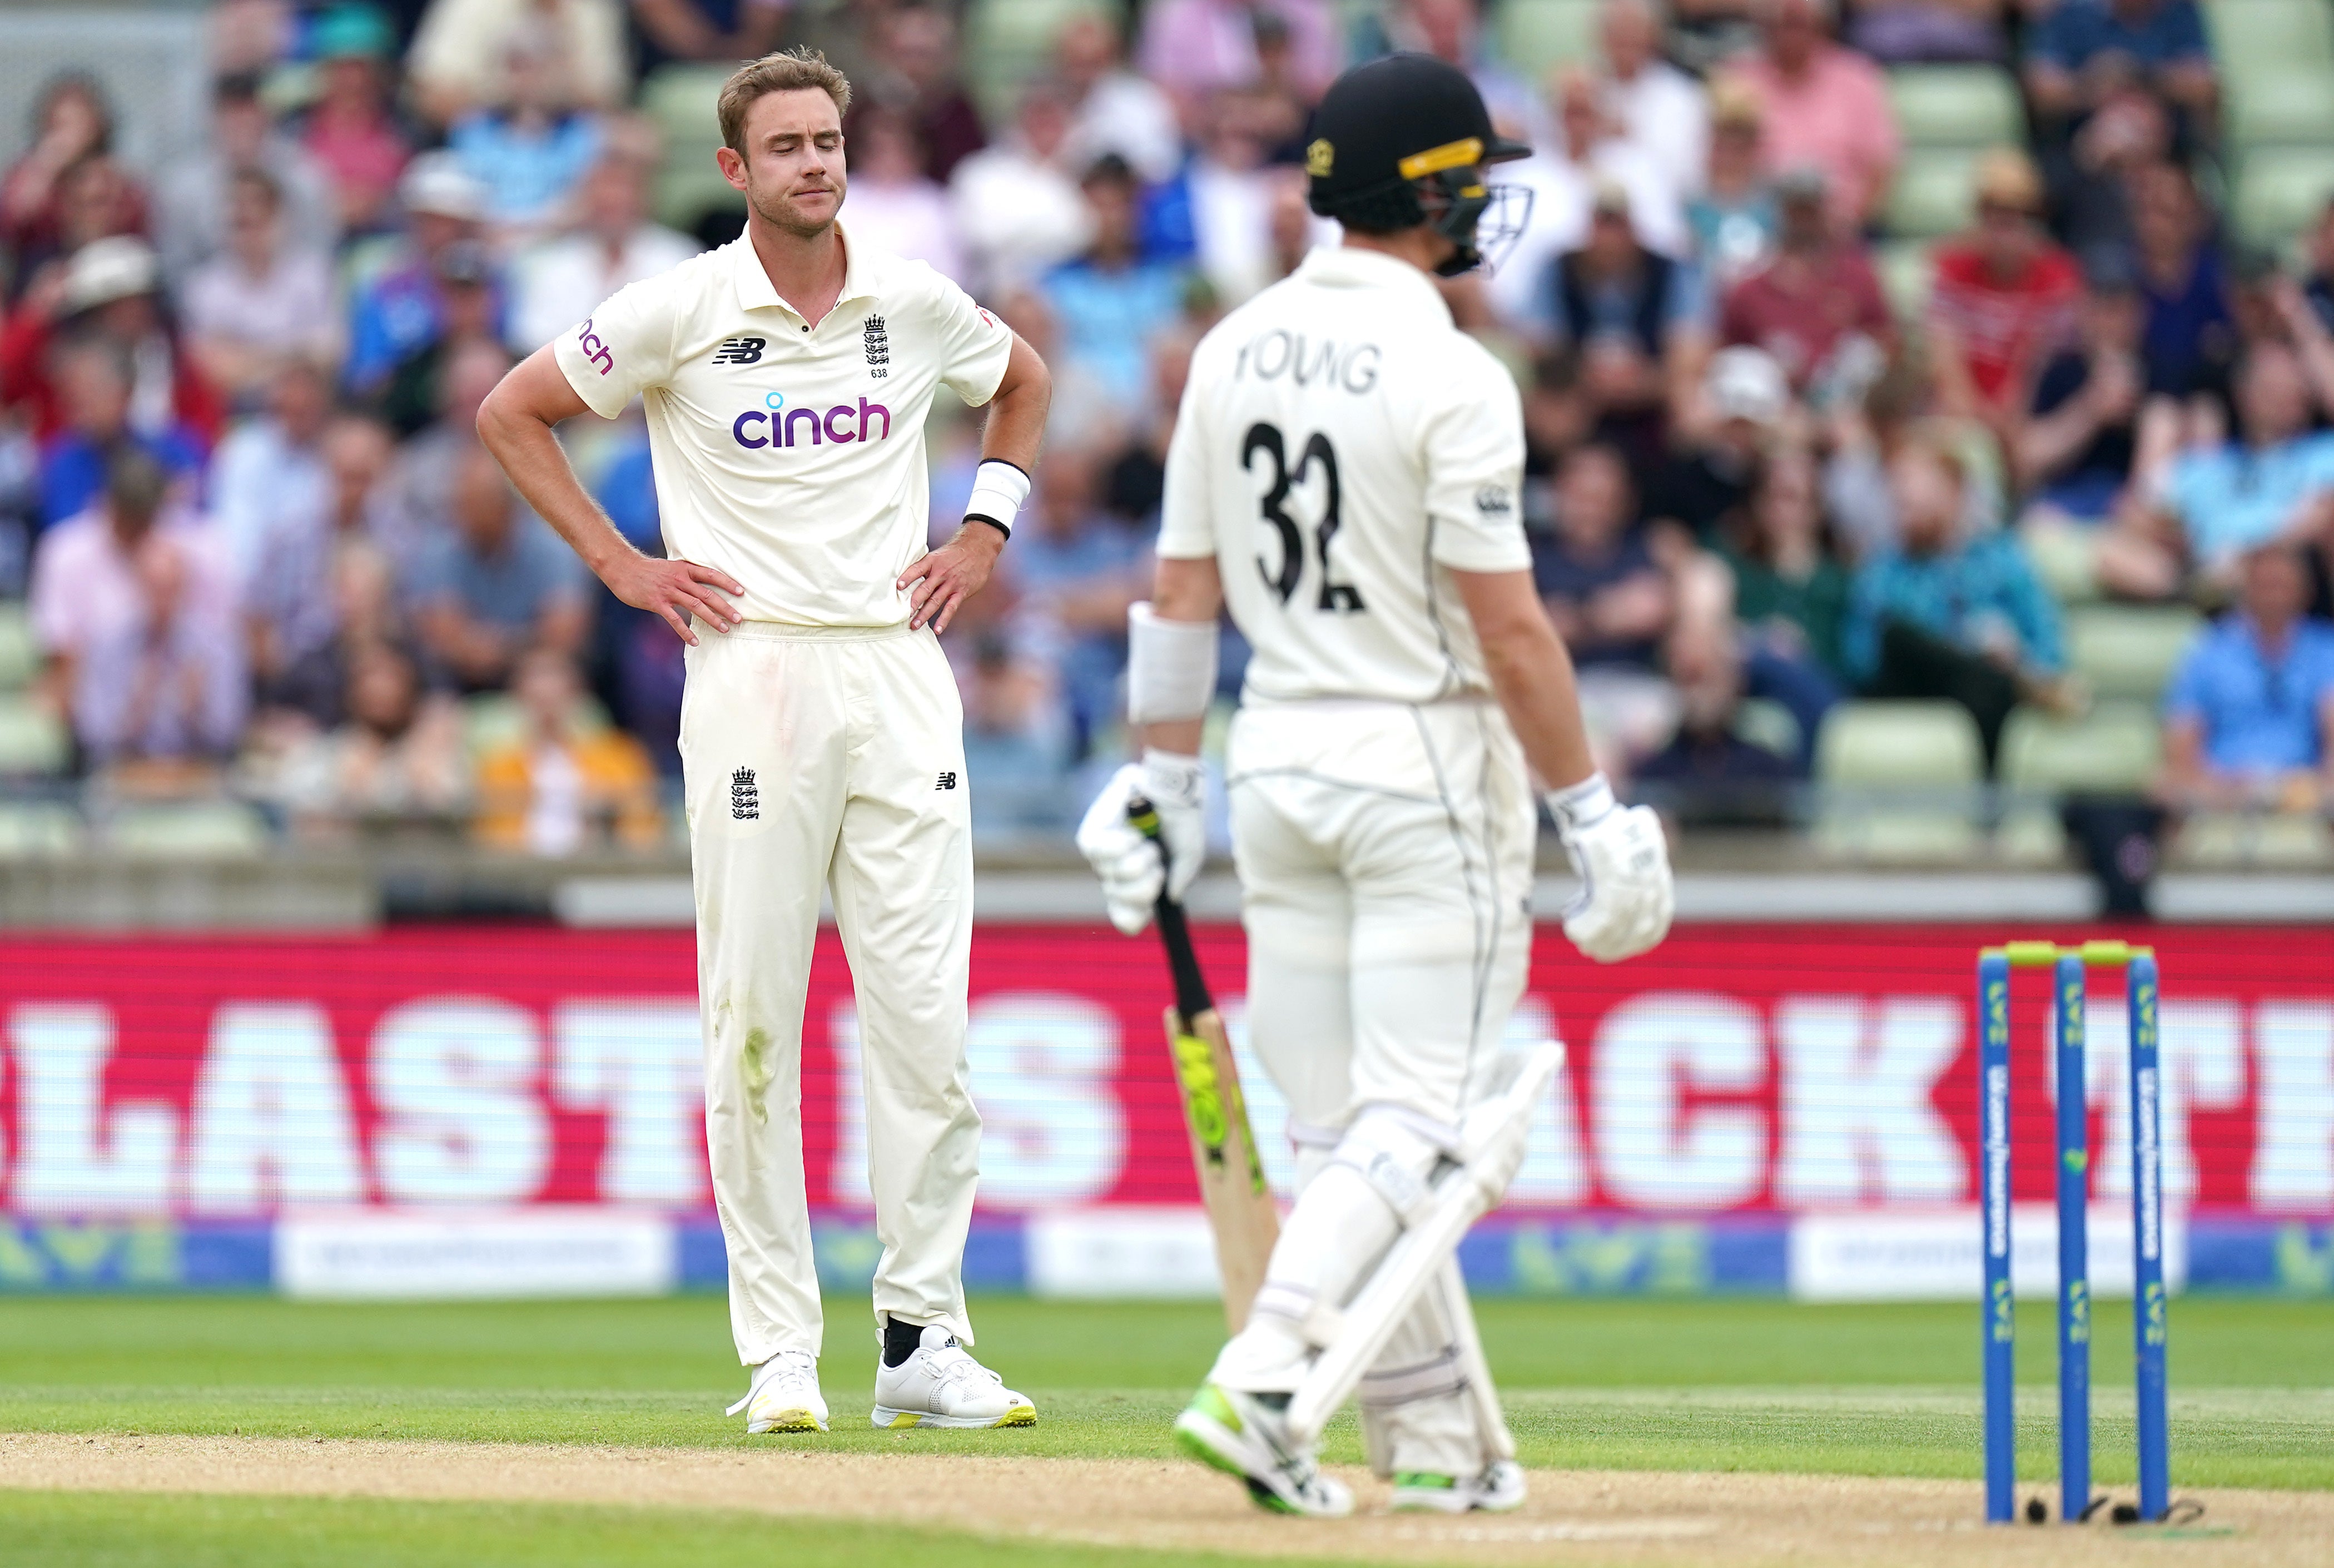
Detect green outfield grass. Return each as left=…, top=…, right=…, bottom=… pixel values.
left=0, top=1293, right=2328, bottom=1489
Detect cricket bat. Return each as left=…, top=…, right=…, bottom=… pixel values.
left=1126, top=795, right=1280, bottom=1332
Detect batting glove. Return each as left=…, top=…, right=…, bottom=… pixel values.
left=1548, top=773, right=1673, bottom=963
left=1076, top=751, right=1206, bottom=936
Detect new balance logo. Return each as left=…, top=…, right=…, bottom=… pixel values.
left=712, top=336, right=766, bottom=366
left=731, top=767, right=760, bottom=820
left=935, top=772, right=958, bottom=791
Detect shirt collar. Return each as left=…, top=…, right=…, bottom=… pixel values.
left=731, top=220, right=881, bottom=319
left=1295, top=244, right=1453, bottom=329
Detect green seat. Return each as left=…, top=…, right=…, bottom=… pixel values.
left=0, top=694, right=68, bottom=776
left=1884, top=148, right=1983, bottom=240
left=964, top=0, right=1125, bottom=123
left=107, top=801, right=271, bottom=860
left=638, top=64, right=743, bottom=234
left=1734, top=697, right=1802, bottom=762
left=2173, top=810, right=2334, bottom=867
left=2234, top=147, right=2334, bottom=247
left=0, top=800, right=82, bottom=859
left=2208, top=0, right=2334, bottom=76
left=1496, top=0, right=1602, bottom=80
left=1874, top=238, right=1934, bottom=321
left=2226, top=66, right=2334, bottom=148
left=1813, top=700, right=1986, bottom=861
left=2066, top=604, right=2203, bottom=704
left=1888, top=66, right=2024, bottom=149
left=0, top=603, right=37, bottom=689
left=1999, top=702, right=2163, bottom=795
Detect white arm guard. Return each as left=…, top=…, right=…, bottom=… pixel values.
left=1125, top=601, right=1219, bottom=725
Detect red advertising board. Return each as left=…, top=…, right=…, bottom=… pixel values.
left=0, top=924, right=2327, bottom=1217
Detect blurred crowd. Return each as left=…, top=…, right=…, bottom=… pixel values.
left=2, top=0, right=2331, bottom=854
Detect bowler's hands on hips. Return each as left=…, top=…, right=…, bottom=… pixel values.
left=604, top=552, right=744, bottom=645
left=899, top=521, right=1004, bottom=633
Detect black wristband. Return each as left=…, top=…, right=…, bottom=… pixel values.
left=966, top=513, right=1011, bottom=541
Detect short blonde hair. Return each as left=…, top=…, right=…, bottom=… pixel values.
left=717, top=48, right=852, bottom=155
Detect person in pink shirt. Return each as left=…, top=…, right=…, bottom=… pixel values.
left=1722, top=0, right=1900, bottom=230
left=300, top=6, right=414, bottom=236
left=1138, top=0, right=1343, bottom=125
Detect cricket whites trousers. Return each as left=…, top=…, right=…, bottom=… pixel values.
left=1223, top=696, right=1538, bottom=1476
left=682, top=619, right=980, bottom=1367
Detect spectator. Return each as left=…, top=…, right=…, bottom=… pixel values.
left=1006, top=447, right=1151, bottom=754
left=1717, top=443, right=1849, bottom=763
left=474, top=647, right=662, bottom=853
left=2306, top=196, right=2334, bottom=337
left=1926, top=149, right=2082, bottom=439
left=1491, top=67, right=1686, bottom=330
left=1719, top=166, right=1892, bottom=396
left=834, top=106, right=965, bottom=285
left=2025, top=0, right=2218, bottom=138
left=2129, top=162, right=2234, bottom=403
left=1648, top=345, right=1788, bottom=544
left=380, top=240, right=504, bottom=436
left=1041, top=156, right=1191, bottom=419
left=960, top=628, right=1075, bottom=831
left=1687, top=79, right=1780, bottom=285
left=28, top=446, right=245, bottom=767
left=1600, top=0, right=1710, bottom=201
left=1165, top=89, right=1285, bottom=306
left=2, top=74, right=147, bottom=276
left=273, top=641, right=470, bottom=830
left=508, top=140, right=698, bottom=351
left=2017, top=253, right=2184, bottom=598
left=410, top=446, right=588, bottom=690
left=344, top=153, right=496, bottom=399
left=628, top=0, right=792, bottom=75
left=1533, top=443, right=1681, bottom=773
left=408, top=0, right=628, bottom=128
left=1139, top=0, right=1342, bottom=125
left=299, top=4, right=414, bottom=236
left=585, top=420, right=684, bottom=770
left=1100, top=326, right=1200, bottom=528
left=1722, top=0, right=1901, bottom=231
left=1376, top=0, right=1540, bottom=137
left=446, top=31, right=607, bottom=236
left=2158, top=542, right=2334, bottom=810
left=386, top=336, right=515, bottom=573
left=1843, top=431, right=2065, bottom=765
left=34, top=336, right=207, bottom=533
left=1057, top=10, right=1184, bottom=185
left=157, top=73, right=340, bottom=287
left=950, top=83, right=1092, bottom=294
left=1538, top=181, right=1712, bottom=470
left=239, top=397, right=388, bottom=726
left=181, top=168, right=342, bottom=404
left=852, top=5, right=986, bottom=185
left=4, top=237, right=224, bottom=456
left=211, top=355, right=334, bottom=593
left=1635, top=621, right=1802, bottom=815
left=1845, top=0, right=2004, bottom=65
left=2050, top=82, right=2173, bottom=259
left=2153, top=344, right=2334, bottom=584
left=1522, top=349, right=1596, bottom=530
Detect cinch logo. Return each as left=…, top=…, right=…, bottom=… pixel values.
left=732, top=389, right=892, bottom=449
left=577, top=318, right=613, bottom=375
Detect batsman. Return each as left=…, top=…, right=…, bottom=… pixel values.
left=1077, top=54, right=1674, bottom=1516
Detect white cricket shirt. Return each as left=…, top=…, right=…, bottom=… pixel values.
left=1156, top=245, right=1531, bottom=706
left=554, top=224, right=1012, bottom=628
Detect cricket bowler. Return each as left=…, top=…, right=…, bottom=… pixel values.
left=1077, top=53, right=1675, bottom=1514
left=479, top=48, right=1051, bottom=1434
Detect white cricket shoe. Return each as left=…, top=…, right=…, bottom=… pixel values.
left=870, top=1324, right=1037, bottom=1429
left=1389, top=1458, right=1527, bottom=1514
left=726, top=1349, right=827, bottom=1434
left=1173, top=1382, right=1355, bottom=1517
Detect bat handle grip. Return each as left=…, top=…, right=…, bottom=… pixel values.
left=1126, top=791, right=1213, bottom=1021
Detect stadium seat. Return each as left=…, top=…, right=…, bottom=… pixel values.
left=0, top=800, right=81, bottom=859
left=1999, top=702, right=2163, bottom=795
left=1887, top=66, right=2024, bottom=150
left=1874, top=239, right=1934, bottom=322
left=0, top=603, right=37, bottom=689
left=106, top=800, right=271, bottom=859
left=2171, top=810, right=2334, bottom=867
left=1884, top=148, right=1983, bottom=240
left=2207, top=0, right=2334, bottom=77
left=2233, top=146, right=2334, bottom=247
left=2226, top=66, right=2334, bottom=150
left=1812, top=699, right=1986, bottom=860
left=2065, top=604, right=2203, bottom=704
left=638, top=65, right=744, bottom=235
left=964, top=0, right=1126, bottom=122
left=0, top=693, right=67, bottom=776
left=1495, top=0, right=1602, bottom=80
left=1734, top=697, right=1802, bottom=761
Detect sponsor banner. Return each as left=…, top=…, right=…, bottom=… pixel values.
left=275, top=1208, right=676, bottom=1300
left=0, top=925, right=2327, bottom=1223
left=1787, top=1205, right=2192, bottom=1303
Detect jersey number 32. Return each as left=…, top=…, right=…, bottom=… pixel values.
left=1244, top=422, right=1365, bottom=614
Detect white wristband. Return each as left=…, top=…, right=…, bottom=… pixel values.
left=1545, top=772, right=1618, bottom=837
left=964, top=459, right=1030, bottom=538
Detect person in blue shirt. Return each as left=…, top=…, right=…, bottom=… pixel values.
left=2024, top=0, right=2218, bottom=135
left=344, top=152, right=503, bottom=398
left=1042, top=154, right=1191, bottom=421
left=2155, top=344, right=2334, bottom=581
left=39, top=338, right=205, bottom=530
left=2159, top=541, right=2334, bottom=808
left=1845, top=431, right=2066, bottom=767
left=446, top=36, right=603, bottom=233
